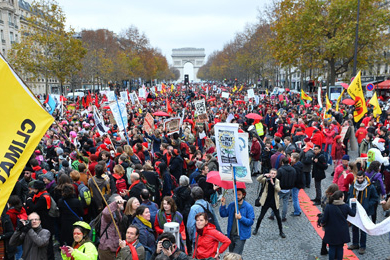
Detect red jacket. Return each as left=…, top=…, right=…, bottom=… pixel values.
left=193, top=223, right=231, bottom=259
left=6, top=207, right=27, bottom=229
left=355, top=127, right=368, bottom=144
left=250, top=139, right=261, bottom=161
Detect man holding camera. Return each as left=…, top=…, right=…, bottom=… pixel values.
left=150, top=232, right=189, bottom=260
left=9, top=212, right=50, bottom=260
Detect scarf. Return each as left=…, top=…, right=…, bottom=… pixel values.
left=332, top=199, right=345, bottom=206
left=129, top=180, right=140, bottom=190
left=136, top=215, right=152, bottom=229
left=353, top=178, right=369, bottom=204
left=32, top=191, right=51, bottom=209
left=116, top=240, right=139, bottom=260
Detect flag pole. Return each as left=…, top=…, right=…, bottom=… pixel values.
left=231, top=164, right=240, bottom=236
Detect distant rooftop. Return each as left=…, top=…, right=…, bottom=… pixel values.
left=172, top=48, right=205, bottom=57
left=18, top=0, right=31, bottom=12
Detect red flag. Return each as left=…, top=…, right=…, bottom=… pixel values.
left=95, top=93, right=99, bottom=108
left=166, top=97, right=173, bottom=113
left=76, top=96, right=80, bottom=110
left=60, top=95, right=67, bottom=102
left=44, top=95, right=49, bottom=104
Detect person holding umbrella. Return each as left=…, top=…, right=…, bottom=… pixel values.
left=219, top=189, right=254, bottom=256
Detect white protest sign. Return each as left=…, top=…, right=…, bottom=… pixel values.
left=254, top=95, right=260, bottom=104
left=163, top=117, right=181, bottom=135
left=222, top=92, right=229, bottom=99
left=247, top=89, right=255, bottom=99
left=120, top=91, right=129, bottom=104
left=213, top=85, right=217, bottom=91
left=139, top=88, right=146, bottom=98
left=220, top=132, right=252, bottom=183
left=106, top=91, right=115, bottom=102
left=129, top=92, right=139, bottom=105
left=214, top=123, right=243, bottom=167
left=226, top=114, right=235, bottom=123
left=157, top=85, right=162, bottom=92
left=109, top=101, right=128, bottom=131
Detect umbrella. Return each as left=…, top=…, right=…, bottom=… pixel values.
left=207, top=97, right=216, bottom=102
left=245, top=113, right=263, bottom=120
left=68, top=103, right=76, bottom=106
left=285, top=88, right=290, bottom=92
left=138, top=97, right=145, bottom=101
left=304, top=103, right=311, bottom=108
left=153, top=111, right=170, bottom=117
left=342, top=99, right=355, bottom=105
left=102, top=106, right=110, bottom=109
left=206, top=171, right=246, bottom=190
left=341, top=83, right=349, bottom=90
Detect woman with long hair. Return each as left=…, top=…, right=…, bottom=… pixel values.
left=58, top=184, right=84, bottom=246
left=365, top=161, right=386, bottom=223
left=154, top=196, right=186, bottom=242
left=124, top=197, right=140, bottom=227
left=192, top=212, right=230, bottom=260
left=61, top=221, right=98, bottom=259
left=321, top=191, right=356, bottom=260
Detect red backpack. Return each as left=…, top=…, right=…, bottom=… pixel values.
left=115, top=178, right=127, bottom=194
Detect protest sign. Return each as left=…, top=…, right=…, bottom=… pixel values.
left=220, top=132, right=252, bottom=183
left=109, top=100, right=128, bottom=131
left=120, top=91, right=129, bottom=104
left=247, top=89, right=255, bottom=99
left=129, top=91, right=140, bottom=105
left=139, top=88, right=146, bottom=98
left=164, top=117, right=181, bottom=135
left=194, top=99, right=208, bottom=122
left=222, top=92, right=229, bottom=98
left=143, top=113, right=155, bottom=133
left=106, top=91, right=115, bottom=102
left=214, top=123, right=243, bottom=167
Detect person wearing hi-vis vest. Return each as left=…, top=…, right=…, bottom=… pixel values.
left=255, top=121, right=265, bottom=139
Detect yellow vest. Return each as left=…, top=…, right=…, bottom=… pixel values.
left=255, top=123, right=264, bottom=136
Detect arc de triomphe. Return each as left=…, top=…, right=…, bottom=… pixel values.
left=171, top=48, right=205, bottom=82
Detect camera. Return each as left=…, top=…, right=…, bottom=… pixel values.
left=162, top=240, right=172, bottom=250
left=23, top=220, right=30, bottom=226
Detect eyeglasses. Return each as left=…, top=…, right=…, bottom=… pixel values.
left=29, top=218, right=40, bottom=222
left=73, top=232, right=83, bottom=235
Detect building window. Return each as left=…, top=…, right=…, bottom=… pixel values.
left=15, top=34, right=18, bottom=43
left=1, top=30, right=4, bottom=44
left=10, top=32, right=14, bottom=44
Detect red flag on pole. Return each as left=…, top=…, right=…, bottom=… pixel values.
left=95, top=93, right=99, bottom=108
left=166, top=97, right=173, bottom=113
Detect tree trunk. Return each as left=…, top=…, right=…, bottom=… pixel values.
left=329, top=58, right=336, bottom=86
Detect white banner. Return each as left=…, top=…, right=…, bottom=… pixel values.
left=120, top=91, right=129, bottom=104
left=222, top=92, right=229, bottom=99
left=347, top=201, right=390, bottom=236
left=247, top=89, right=255, bottom=99
left=214, top=123, right=243, bottom=167
left=109, top=101, right=128, bottom=131
left=129, top=91, right=139, bottom=105
left=220, top=132, right=252, bottom=183
left=318, top=87, right=322, bottom=108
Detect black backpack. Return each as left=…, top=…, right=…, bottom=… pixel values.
left=370, top=172, right=382, bottom=197
left=197, top=203, right=216, bottom=226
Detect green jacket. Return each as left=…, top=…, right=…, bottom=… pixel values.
left=61, top=241, right=98, bottom=260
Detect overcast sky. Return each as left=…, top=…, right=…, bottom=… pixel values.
left=57, top=0, right=271, bottom=64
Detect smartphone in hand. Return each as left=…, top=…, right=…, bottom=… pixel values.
left=61, top=246, right=72, bottom=257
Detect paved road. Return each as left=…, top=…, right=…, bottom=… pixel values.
left=217, top=149, right=390, bottom=260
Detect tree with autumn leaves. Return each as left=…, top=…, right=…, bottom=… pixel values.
left=198, top=0, right=390, bottom=86
left=9, top=0, right=86, bottom=95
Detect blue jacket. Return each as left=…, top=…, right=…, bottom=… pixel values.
left=219, top=200, right=255, bottom=240
left=186, top=199, right=221, bottom=242
left=348, top=177, right=379, bottom=216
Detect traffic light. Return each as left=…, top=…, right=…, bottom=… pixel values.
left=184, top=74, right=189, bottom=85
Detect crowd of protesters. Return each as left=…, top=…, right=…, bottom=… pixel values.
left=2, top=84, right=390, bottom=260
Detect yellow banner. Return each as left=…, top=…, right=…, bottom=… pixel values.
left=301, top=89, right=312, bottom=101
left=347, top=71, right=367, bottom=122
left=0, top=55, right=54, bottom=214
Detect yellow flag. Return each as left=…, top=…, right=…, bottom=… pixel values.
left=266, top=89, right=269, bottom=95
left=369, top=92, right=382, bottom=118
left=232, top=85, right=237, bottom=93
left=347, top=71, right=367, bottom=122
left=171, top=84, right=174, bottom=92
left=139, top=107, right=143, bottom=114
left=335, top=89, right=345, bottom=112
left=0, top=55, right=54, bottom=214
left=239, top=85, right=243, bottom=91
left=301, top=89, right=312, bottom=101
left=324, top=94, right=332, bottom=119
